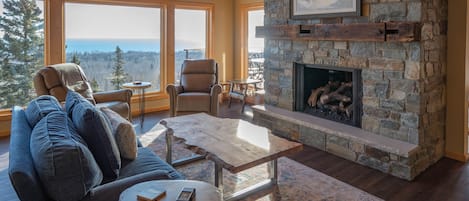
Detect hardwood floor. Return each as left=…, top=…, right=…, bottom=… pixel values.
left=1, top=101, right=468, bottom=201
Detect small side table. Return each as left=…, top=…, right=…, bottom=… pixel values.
left=119, top=180, right=222, bottom=201
left=228, top=79, right=262, bottom=112
left=122, top=82, right=151, bottom=128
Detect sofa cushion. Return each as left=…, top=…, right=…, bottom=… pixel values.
left=120, top=148, right=184, bottom=180
left=65, top=91, right=121, bottom=180
left=24, top=95, right=62, bottom=127
left=30, top=111, right=103, bottom=201
left=100, top=107, right=138, bottom=160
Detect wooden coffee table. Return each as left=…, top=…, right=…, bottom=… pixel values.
left=159, top=113, right=303, bottom=201
left=119, top=180, right=221, bottom=201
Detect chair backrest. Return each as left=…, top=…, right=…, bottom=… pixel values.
left=180, top=59, right=218, bottom=93
left=34, top=63, right=94, bottom=103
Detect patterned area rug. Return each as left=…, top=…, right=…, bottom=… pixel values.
left=140, top=127, right=383, bottom=201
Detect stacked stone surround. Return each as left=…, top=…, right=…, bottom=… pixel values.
left=254, top=0, right=447, bottom=180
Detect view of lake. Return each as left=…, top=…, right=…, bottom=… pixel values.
left=66, top=38, right=202, bottom=53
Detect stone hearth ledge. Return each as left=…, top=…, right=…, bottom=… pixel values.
left=252, top=105, right=421, bottom=180
left=252, top=105, right=418, bottom=157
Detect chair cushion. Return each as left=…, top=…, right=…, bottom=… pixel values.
left=119, top=148, right=184, bottom=180
left=176, top=92, right=210, bottom=112
left=24, top=95, right=62, bottom=127
left=181, top=74, right=216, bottom=92
left=100, top=107, right=138, bottom=160
left=65, top=91, right=121, bottom=180
left=30, top=111, right=103, bottom=201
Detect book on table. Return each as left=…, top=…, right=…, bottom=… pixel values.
left=136, top=188, right=166, bottom=201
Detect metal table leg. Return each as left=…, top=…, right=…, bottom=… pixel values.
left=163, top=123, right=205, bottom=167
left=140, top=88, right=145, bottom=128
left=215, top=163, right=224, bottom=190
left=165, top=128, right=173, bottom=164
left=222, top=159, right=278, bottom=201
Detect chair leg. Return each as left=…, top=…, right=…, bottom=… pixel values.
left=241, top=98, right=246, bottom=113
left=228, top=97, right=232, bottom=108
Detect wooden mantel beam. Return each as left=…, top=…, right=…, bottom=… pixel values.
left=256, top=22, right=420, bottom=42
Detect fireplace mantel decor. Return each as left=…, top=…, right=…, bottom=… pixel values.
left=291, top=0, right=361, bottom=19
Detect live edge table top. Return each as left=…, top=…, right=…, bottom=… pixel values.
left=158, top=113, right=303, bottom=173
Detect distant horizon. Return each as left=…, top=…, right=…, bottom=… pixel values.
left=66, top=38, right=263, bottom=53
left=66, top=38, right=203, bottom=53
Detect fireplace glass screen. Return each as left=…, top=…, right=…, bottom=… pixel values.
left=294, top=63, right=362, bottom=127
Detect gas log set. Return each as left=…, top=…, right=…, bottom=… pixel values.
left=306, top=81, right=354, bottom=120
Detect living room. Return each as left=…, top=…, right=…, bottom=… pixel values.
left=1, top=0, right=469, bottom=200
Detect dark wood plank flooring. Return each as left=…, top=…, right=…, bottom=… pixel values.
left=1, top=100, right=468, bottom=201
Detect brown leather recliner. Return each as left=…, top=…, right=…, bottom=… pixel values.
left=33, top=63, right=133, bottom=120
left=166, top=59, right=222, bottom=117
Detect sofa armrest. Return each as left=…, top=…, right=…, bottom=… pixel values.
left=83, top=170, right=173, bottom=201
left=93, top=89, right=132, bottom=104
left=166, top=84, right=184, bottom=117
left=209, top=84, right=222, bottom=116
left=9, top=107, right=49, bottom=201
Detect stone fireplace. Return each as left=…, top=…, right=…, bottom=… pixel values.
left=252, top=0, right=447, bottom=180
left=293, top=63, right=362, bottom=127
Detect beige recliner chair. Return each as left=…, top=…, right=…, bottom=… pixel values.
left=33, top=63, right=133, bottom=120
left=166, top=59, right=222, bottom=117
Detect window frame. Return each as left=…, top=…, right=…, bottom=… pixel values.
left=63, top=0, right=167, bottom=98
left=0, top=0, right=46, bottom=113
left=174, top=3, right=214, bottom=82
left=0, top=0, right=214, bottom=123
left=239, top=3, right=264, bottom=79
left=175, top=3, right=214, bottom=60
left=54, top=0, right=214, bottom=103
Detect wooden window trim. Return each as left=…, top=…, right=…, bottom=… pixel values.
left=1, top=0, right=215, bottom=114
left=239, top=3, right=264, bottom=79
left=174, top=2, right=214, bottom=60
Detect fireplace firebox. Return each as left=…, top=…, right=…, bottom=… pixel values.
left=293, top=63, right=362, bottom=127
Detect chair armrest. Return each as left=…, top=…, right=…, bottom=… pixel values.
left=93, top=89, right=132, bottom=104
left=82, top=170, right=173, bottom=201
left=210, top=84, right=222, bottom=96
left=166, top=84, right=184, bottom=117
left=166, top=84, right=183, bottom=95
left=209, top=84, right=222, bottom=116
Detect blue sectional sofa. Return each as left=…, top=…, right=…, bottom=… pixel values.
left=8, top=105, right=184, bottom=201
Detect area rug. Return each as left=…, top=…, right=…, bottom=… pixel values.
left=139, top=127, right=384, bottom=201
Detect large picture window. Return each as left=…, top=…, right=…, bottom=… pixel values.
left=0, top=0, right=44, bottom=109
left=65, top=3, right=162, bottom=92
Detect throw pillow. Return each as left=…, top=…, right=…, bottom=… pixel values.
left=65, top=90, right=121, bottom=180
left=30, top=111, right=102, bottom=201
left=24, top=95, right=62, bottom=127
left=101, top=107, right=138, bottom=160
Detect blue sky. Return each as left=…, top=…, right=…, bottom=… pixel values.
left=65, top=3, right=207, bottom=49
